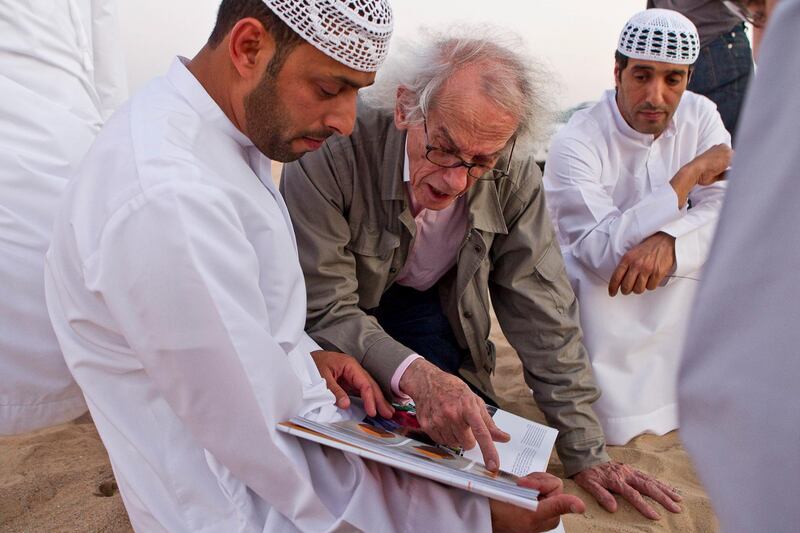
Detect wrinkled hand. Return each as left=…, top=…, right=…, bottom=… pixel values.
left=693, top=143, right=733, bottom=186
left=573, top=461, right=682, bottom=520
left=608, top=232, right=675, bottom=296
left=671, top=143, right=733, bottom=206
left=491, top=472, right=585, bottom=532
left=399, top=359, right=510, bottom=472
left=311, top=350, right=394, bottom=418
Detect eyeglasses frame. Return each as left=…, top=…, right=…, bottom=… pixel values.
left=421, top=117, right=516, bottom=181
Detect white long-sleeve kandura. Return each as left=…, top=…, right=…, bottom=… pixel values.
left=542, top=89, right=730, bottom=444
left=0, top=0, right=127, bottom=434
left=44, top=57, right=491, bottom=532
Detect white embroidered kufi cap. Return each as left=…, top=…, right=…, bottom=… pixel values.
left=263, top=0, right=393, bottom=72
left=617, top=8, right=700, bottom=65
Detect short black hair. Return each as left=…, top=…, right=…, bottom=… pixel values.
left=208, top=0, right=305, bottom=76
left=614, top=50, right=694, bottom=79
left=615, top=50, right=630, bottom=73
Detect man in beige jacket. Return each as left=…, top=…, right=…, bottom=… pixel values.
left=282, top=33, right=681, bottom=520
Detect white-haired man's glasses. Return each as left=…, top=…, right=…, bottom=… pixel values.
left=422, top=118, right=515, bottom=181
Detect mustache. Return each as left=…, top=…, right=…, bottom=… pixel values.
left=637, top=103, right=668, bottom=113
left=297, top=129, right=336, bottom=141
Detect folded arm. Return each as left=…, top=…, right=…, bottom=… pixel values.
left=544, top=136, right=683, bottom=282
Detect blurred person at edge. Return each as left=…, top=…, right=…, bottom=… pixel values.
left=43, top=0, right=584, bottom=531
left=543, top=5, right=731, bottom=488
left=679, top=2, right=800, bottom=532
left=282, top=30, right=685, bottom=522
left=0, top=0, right=127, bottom=435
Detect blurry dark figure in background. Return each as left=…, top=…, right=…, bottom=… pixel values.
left=723, top=0, right=772, bottom=57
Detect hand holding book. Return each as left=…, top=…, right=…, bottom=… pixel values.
left=311, top=350, right=395, bottom=418
left=491, top=473, right=584, bottom=533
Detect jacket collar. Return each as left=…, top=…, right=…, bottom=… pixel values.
left=382, top=125, right=407, bottom=201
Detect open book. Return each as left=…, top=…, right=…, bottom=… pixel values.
left=278, top=400, right=558, bottom=511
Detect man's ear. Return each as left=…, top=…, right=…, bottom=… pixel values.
left=613, top=63, right=621, bottom=88
left=393, top=86, right=415, bottom=130
left=227, top=17, right=276, bottom=81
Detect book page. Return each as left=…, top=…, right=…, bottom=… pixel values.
left=462, top=407, right=558, bottom=476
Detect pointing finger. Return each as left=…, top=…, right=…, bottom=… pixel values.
left=465, top=407, right=500, bottom=472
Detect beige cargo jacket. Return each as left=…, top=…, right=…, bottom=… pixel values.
left=281, top=104, right=609, bottom=476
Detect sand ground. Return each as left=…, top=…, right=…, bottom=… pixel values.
left=0, top=315, right=718, bottom=532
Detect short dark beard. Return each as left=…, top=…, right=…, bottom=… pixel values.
left=244, top=58, right=336, bottom=163
left=243, top=67, right=299, bottom=162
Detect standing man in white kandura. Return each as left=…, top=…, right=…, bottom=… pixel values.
left=680, top=1, right=800, bottom=532
left=543, top=9, right=731, bottom=445
left=0, top=0, right=127, bottom=435
left=44, top=0, right=584, bottom=531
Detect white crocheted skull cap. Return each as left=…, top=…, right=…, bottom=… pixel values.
left=263, top=0, right=393, bottom=72
left=617, top=8, right=700, bottom=65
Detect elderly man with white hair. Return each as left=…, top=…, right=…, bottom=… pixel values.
left=44, top=0, right=585, bottom=531
left=282, top=32, right=681, bottom=521
left=544, top=5, right=730, bottom=487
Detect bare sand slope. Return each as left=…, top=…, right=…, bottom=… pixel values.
left=0, top=414, right=131, bottom=532
left=0, top=314, right=717, bottom=531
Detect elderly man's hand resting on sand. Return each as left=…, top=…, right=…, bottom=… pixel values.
left=573, top=461, right=682, bottom=520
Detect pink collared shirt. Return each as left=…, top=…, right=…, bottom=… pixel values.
left=390, top=143, right=469, bottom=398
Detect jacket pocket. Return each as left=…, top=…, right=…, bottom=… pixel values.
left=346, top=227, right=400, bottom=259
left=346, top=228, right=401, bottom=309
left=534, top=242, right=575, bottom=315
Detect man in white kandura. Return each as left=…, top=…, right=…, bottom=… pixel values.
left=44, top=1, right=583, bottom=531
left=0, top=0, right=127, bottom=434
left=543, top=9, right=732, bottom=445
left=680, top=1, right=800, bottom=531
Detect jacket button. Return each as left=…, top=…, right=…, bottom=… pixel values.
left=389, top=267, right=397, bottom=273
left=474, top=245, right=481, bottom=253
left=463, top=311, right=473, bottom=319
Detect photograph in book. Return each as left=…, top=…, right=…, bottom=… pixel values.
left=364, top=403, right=557, bottom=476
left=277, top=399, right=560, bottom=511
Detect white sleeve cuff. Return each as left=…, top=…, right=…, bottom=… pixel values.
left=670, top=230, right=703, bottom=281
left=298, top=332, right=322, bottom=357
left=634, top=184, right=682, bottom=239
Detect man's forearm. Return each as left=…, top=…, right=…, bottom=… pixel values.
left=670, top=144, right=732, bottom=207
left=310, top=322, right=414, bottom=396
left=669, top=165, right=699, bottom=209
left=556, top=431, right=610, bottom=478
